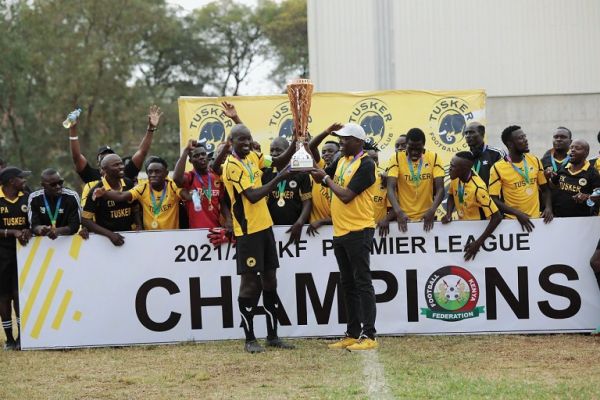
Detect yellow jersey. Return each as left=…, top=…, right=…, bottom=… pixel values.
left=373, top=166, right=388, bottom=223
left=129, top=179, right=183, bottom=230
left=488, top=153, right=547, bottom=218
left=310, top=159, right=331, bottom=223
left=448, top=174, right=499, bottom=220
left=387, top=150, right=444, bottom=220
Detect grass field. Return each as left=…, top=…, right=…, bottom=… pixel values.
left=1, top=334, right=600, bottom=399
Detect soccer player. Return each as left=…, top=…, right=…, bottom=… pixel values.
left=386, top=128, right=445, bottom=232
left=81, top=154, right=140, bottom=246
left=464, top=122, right=504, bottom=185
left=262, top=137, right=312, bottom=244
left=442, top=152, right=502, bottom=260
left=541, top=127, right=572, bottom=178
left=68, top=105, right=162, bottom=183
left=310, top=123, right=378, bottom=351
left=173, top=140, right=231, bottom=230
left=94, top=156, right=189, bottom=230
left=28, top=169, right=81, bottom=239
left=222, top=124, right=297, bottom=353
left=489, top=125, right=553, bottom=232
left=549, top=139, right=600, bottom=217
left=0, top=167, right=32, bottom=350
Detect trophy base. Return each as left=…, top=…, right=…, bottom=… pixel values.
left=289, top=145, right=314, bottom=171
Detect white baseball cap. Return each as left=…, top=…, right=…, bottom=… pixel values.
left=332, top=123, right=367, bottom=141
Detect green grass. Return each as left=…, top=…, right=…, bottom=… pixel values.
left=1, top=335, right=600, bottom=399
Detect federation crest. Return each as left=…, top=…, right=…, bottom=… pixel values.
left=421, top=266, right=485, bottom=321
left=428, top=98, right=475, bottom=153
left=21, top=204, right=28, bottom=213
left=187, top=104, right=234, bottom=152
left=348, top=98, right=394, bottom=150
left=246, top=257, right=256, bottom=268
left=579, top=178, right=587, bottom=186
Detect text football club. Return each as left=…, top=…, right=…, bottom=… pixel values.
left=428, top=97, right=475, bottom=153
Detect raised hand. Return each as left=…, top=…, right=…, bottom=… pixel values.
left=325, top=123, right=344, bottom=134
left=221, top=101, right=239, bottom=123
left=148, top=105, right=163, bottom=128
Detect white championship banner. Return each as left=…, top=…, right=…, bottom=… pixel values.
left=17, top=217, right=600, bottom=349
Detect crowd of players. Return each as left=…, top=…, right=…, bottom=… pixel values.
left=1, top=101, right=600, bottom=352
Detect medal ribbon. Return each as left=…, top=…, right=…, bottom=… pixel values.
left=194, top=171, right=212, bottom=203
left=276, top=180, right=287, bottom=200
left=508, top=155, right=530, bottom=184
left=150, top=183, right=167, bottom=219
left=43, top=194, right=62, bottom=228
left=457, top=173, right=471, bottom=205
left=550, top=153, right=570, bottom=172
left=232, top=152, right=254, bottom=184
left=338, top=151, right=364, bottom=186
left=473, top=145, right=487, bottom=175
left=407, top=153, right=424, bottom=188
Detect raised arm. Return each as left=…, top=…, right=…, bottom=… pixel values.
left=308, top=123, right=343, bottom=162
left=130, top=105, right=163, bottom=170
left=94, top=187, right=134, bottom=203
left=68, top=121, right=88, bottom=172
left=173, top=140, right=196, bottom=187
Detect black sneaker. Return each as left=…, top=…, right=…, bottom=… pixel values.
left=4, top=339, right=17, bottom=351
left=266, top=337, right=295, bottom=349
left=244, top=340, right=265, bottom=354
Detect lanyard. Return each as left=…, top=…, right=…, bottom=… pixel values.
left=508, top=155, right=530, bottom=184
left=550, top=153, right=569, bottom=172
left=276, top=180, right=287, bottom=198
left=232, top=152, right=254, bottom=183
left=194, top=171, right=212, bottom=202
left=338, top=151, right=364, bottom=186
left=457, top=173, right=471, bottom=204
left=150, top=183, right=167, bottom=218
left=43, top=194, right=62, bottom=228
left=407, top=153, right=424, bottom=187
left=473, top=145, right=487, bottom=175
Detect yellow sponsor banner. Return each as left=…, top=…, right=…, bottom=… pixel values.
left=178, top=90, right=486, bottom=167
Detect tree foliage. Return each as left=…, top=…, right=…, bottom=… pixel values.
left=0, top=0, right=308, bottom=188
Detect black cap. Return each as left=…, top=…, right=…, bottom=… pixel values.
left=0, top=166, right=32, bottom=184
left=97, top=145, right=115, bottom=156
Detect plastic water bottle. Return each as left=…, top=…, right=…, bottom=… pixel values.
left=587, top=188, right=600, bottom=207
left=63, top=108, right=82, bottom=129
left=191, top=189, right=202, bottom=212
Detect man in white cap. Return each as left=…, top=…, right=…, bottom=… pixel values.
left=310, top=122, right=378, bottom=351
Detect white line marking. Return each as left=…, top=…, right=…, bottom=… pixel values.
left=360, top=349, right=394, bottom=400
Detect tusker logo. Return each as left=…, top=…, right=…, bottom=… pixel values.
left=268, top=101, right=312, bottom=140
left=428, top=97, right=474, bottom=153
left=421, top=266, right=485, bottom=321
left=348, top=98, right=393, bottom=150
left=187, top=104, right=234, bottom=152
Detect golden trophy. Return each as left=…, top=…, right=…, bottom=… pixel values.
left=287, top=78, right=314, bottom=170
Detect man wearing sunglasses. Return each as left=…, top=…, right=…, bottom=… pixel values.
left=28, top=169, right=81, bottom=239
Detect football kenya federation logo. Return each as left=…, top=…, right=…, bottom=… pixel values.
left=428, top=97, right=475, bottom=153
left=421, top=266, right=485, bottom=321
left=187, top=103, right=235, bottom=152
left=348, top=98, right=394, bottom=150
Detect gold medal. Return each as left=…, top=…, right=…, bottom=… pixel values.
left=525, top=187, right=533, bottom=195
left=458, top=209, right=464, bottom=218
left=151, top=220, right=158, bottom=229
left=208, top=204, right=214, bottom=211
left=277, top=198, right=285, bottom=207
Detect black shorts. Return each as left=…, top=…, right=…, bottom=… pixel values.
left=235, top=227, right=280, bottom=275
left=0, top=246, right=18, bottom=296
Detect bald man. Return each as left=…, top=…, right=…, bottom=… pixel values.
left=464, top=122, right=504, bottom=185
left=549, top=139, right=600, bottom=217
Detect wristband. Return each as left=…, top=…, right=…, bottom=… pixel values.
left=147, top=127, right=157, bottom=132
left=69, top=136, right=79, bottom=141
left=322, top=175, right=329, bottom=185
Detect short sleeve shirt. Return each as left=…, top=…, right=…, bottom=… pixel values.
left=129, top=179, right=182, bottom=230
left=182, top=169, right=224, bottom=229
left=262, top=168, right=312, bottom=225
left=82, top=177, right=136, bottom=231
left=488, top=153, right=547, bottom=218
left=309, top=159, right=331, bottom=223
left=0, top=187, right=29, bottom=250
left=550, top=161, right=600, bottom=217
left=386, top=150, right=444, bottom=220
left=448, top=174, right=499, bottom=220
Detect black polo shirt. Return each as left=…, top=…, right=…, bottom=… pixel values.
left=0, top=188, right=29, bottom=250
left=82, top=177, right=136, bottom=232
left=261, top=168, right=312, bottom=225
left=78, top=161, right=139, bottom=183
left=470, top=144, right=504, bottom=186
left=550, top=161, right=600, bottom=217
left=28, top=188, right=81, bottom=234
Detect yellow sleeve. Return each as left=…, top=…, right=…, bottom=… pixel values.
left=317, top=158, right=325, bottom=169
left=255, top=151, right=266, bottom=169
left=433, top=153, right=445, bottom=179
left=535, top=156, right=547, bottom=185
left=475, top=186, right=498, bottom=218
left=386, top=152, right=399, bottom=178
left=128, top=183, right=146, bottom=202
left=488, top=165, right=501, bottom=196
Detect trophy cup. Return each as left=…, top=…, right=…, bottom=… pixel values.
left=287, top=78, right=314, bottom=170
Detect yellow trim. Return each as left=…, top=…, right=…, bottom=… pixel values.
left=69, top=235, right=83, bottom=260
left=566, top=160, right=590, bottom=175
left=72, top=310, right=82, bottom=322
left=19, top=237, right=42, bottom=290
left=21, top=248, right=54, bottom=328
left=30, top=268, right=63, bottom=339
left=51, top=290, right=73, bottom=330
left=102, top=177, right=126, bottom=191
left=0, top=186, right=25, bottom=202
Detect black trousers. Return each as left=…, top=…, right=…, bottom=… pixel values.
left=333, top=228, right=376, bottom=339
